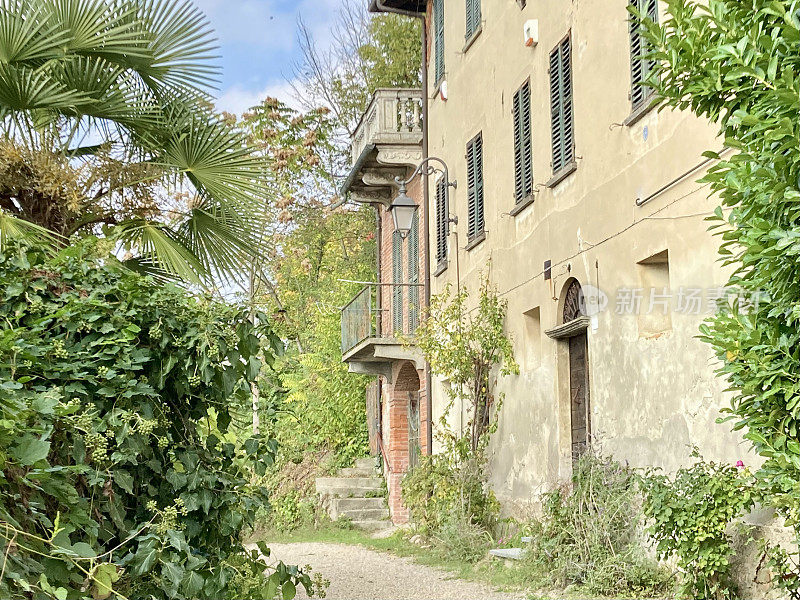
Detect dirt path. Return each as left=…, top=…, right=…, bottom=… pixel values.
left=261, top=541, right=525, bottom=600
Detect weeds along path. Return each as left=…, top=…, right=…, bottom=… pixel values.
left=262, top=542, right=525, bottom=600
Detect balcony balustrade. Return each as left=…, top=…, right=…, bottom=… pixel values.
left=341, top=88, right=424, bottom=205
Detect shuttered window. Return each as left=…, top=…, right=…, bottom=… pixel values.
left=549, top=35, right=574, bottom=176
left=466, top=133, right=485, bottom=241
left=408, top=214, right=419, bottom=332
left=513, top=80, right=533, bottom=203
left=434, top=0, right=445, bottom=83
left=629, top=0, right=658, bottom=111
left=392, top=230, right=404, bottom=335
left=435, top=178, right=447, bottom=266
left=465, top=0, right=481, bottom=40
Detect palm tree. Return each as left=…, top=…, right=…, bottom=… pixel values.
left=0, top=0, right=270, bottom=283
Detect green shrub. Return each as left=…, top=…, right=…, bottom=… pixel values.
left=0, top=241, right=312, bottom=600
left=432, top=508, right=493, bottom=563
left=640, top=451, right=755, bottom=599
left=522, top=454, right=670, bottom=597
left=402, top=436, right=499, bottom=539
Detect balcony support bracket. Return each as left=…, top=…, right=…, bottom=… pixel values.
left=348, top=361, right=394, bottom=382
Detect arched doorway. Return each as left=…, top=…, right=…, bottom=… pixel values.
left=393, top=361, right=421, bottom=471
left=562, top=280, right=590, bottom=462
left=385, top=361, right=421, bottom=523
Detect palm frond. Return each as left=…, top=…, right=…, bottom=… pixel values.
left=160, top=112, right=269, bottom=208
left=0, top=209, right=61, bottom=250
left=178, top=205, right=260, bottom=283
left=0, top=63, right=89, bottom=114
left=0, top=1, right=68, bottom=64
left=111, top=219, right=204, bottom=284
left=136, top=0, right=220, bottom=93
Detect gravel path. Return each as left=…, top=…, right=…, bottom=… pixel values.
left=261, top=542, right=525, bottom=600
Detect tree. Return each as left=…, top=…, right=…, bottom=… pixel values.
left=0, top=0, right=270, bottom=283
left=293, top=0, right=421, bottom=136
left=236, top=98, right=376, bottom=465
left=640, top=0, right=799, bottom=584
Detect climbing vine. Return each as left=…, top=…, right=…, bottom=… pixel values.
left=403, top=276, right=516, bottom=556
left=415, top=275, right=518, bottom=452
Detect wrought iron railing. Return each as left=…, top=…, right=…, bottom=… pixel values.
left=340, top=282, right=423, bottom=354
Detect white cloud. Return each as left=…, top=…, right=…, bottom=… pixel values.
left=215, top=79, right=302, bottom=115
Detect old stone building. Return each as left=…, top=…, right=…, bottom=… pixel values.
left=341, top=0, right=750, bottom=524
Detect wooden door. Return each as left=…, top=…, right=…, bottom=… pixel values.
left=568, top=332, right=590, bottom=462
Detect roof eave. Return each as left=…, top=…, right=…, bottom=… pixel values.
left=368, top=0, right=426, bottom=15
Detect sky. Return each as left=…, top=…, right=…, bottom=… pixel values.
left=194, top=0, right=342, bottom=115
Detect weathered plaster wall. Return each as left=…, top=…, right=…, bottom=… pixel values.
left=424, top=0, right=751, bottom=509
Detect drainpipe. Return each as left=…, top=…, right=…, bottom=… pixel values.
left=374, top=0, right=433, bottom=456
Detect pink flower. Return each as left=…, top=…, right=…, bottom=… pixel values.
left=736, top=460, right=745, bottom=468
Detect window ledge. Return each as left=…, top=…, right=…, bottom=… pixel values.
left=509, top=194, right=535, bottom=217
left=462, top=25, right=483, bottom=53
left=546, top=161, right=577, bottom=188
left=433, top=261, right=448, bottom=277
left=431, top=76, right=445, bottom=100
left=465, top=231, right=486, bottom=251
left=623, top=98, right=657, bottom=127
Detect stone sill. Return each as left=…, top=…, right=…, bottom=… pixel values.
left=623, top=98, right=657, bottom=127
left=462, top=25, right=483, bottom=53
left=546, top=161, right=577, bottom=188
left=433, top=261, right=448, bottom=277
left=465, top=231, right=486, bottom=251
left=509, top=194, right=535, bottom=217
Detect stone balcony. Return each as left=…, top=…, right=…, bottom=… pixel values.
left=340, top=88, right=423, bottom=204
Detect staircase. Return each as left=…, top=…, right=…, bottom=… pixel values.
left=315, top=458, right=391, bottom=532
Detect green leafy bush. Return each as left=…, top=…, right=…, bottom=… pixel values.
left=522, top=454, right=670, bottom=597
left=640, top=452, right=755, bottom=599
left=0, top=241, right=312, bottom=599
left=402, top=436, right=498, bottom=562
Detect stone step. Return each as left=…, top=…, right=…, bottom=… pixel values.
left=354, top=457, right=377, bottom=470
left=338, top=508, right=390, bottom=521
left=489, top=548, right=525, bottom=560
left=331, top=497, right=387, bottom=512
left=339, top=467, right=375, bottom=477
left=349, top=519, right=392, bottom=532
left=316, top=477, right=383, bottom=497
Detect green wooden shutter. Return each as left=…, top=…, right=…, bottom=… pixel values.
left=392, top=230, right=403, bottom=335
left=628, top=0, right=645, bottom=109
left=435, top=178, right=447, bottom=265
left=521, top=81, right=533, bottom=197
left=466, top=133, right=484, bottom=239
left=467, top=138, right=476, bottom=237
left=560, top=37, right=574, bottom=166
left=434, top=0, right=445, bottom=82
left=474, top=133, right=484, bottom=234
left=466, top=0, right=480, bottom=39
left=408, top=214, right=419, bottom=332
left=513, top=85, right=524, bottom=202
left=549, top=45, right=563, bottom=173
left=514, top=81, right=533, bottom=203
left=629, top=0, right=659, bottom=110
left=550, top=36, right=573, bottom=174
